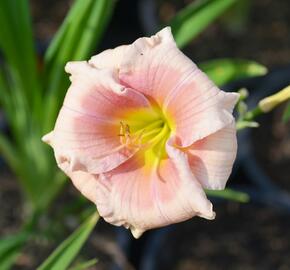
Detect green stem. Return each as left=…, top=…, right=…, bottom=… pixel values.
left=243, top=106, right=263, bottom=121
left=236, top=106, right=263, bottom=130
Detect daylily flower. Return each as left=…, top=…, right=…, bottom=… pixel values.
left=43, top=27, right=239, bottom=238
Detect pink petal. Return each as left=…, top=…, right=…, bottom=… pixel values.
left=119, top=27, right=185, bottom=105
left=168, top=90, right=239, bottom=147
left=68, top=170, right=99, bottom=203
left=187, top=122, right=238, bottom=190
left=89, top=45, right=129, bottom=69
left=92, top=141, right=215, bottom=238
left=117, top=27, right=239, bottom=146
left=43, top=61, right=151, bottom=174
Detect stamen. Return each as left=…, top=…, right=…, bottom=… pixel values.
left=125, top=124, right=130, bottom=134
left=118, top=121, right=140, bottom=148
left=118, top=122, right=126, bottom=145
left=118, top=118, right=170, bottom=151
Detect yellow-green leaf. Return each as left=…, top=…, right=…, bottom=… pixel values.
left=199, top=58, right=267, bottom=86
left=170, top=0, right=238, bottom=48
left=37, top=212, right=99, bottom=270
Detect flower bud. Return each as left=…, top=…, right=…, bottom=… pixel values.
left=259, top=85, right=290, bottom=113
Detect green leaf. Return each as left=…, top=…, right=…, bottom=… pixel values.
left=237, top=101, right=248, bottom=117
left=0, top=134, right=21, bottom=178
left=37, top=212, right=99, bottom=270
left=43, top=0, right=116, bottom=132
left=73, top=0, right=116, bottom=60
left=69, top=258, right=98, bottom=270
left=0, top=0, right=41, bottom=114
left=0, top=232, right=29, bottom=270
left=206, top=188, right=250, bottom=203
left=282, top=102, right=290, bottom=122
left=44, top=0, right=93, bottom=69
left=0, top=1, right=68, bottom=212
left=236, top=120, right=259, bottom=130
left=169, top=0, right=238, bottom=48
left=220, top=0, right=251, bottom=34
left=199, top=58, right=268, bottom=86
left=0, top=69, right=13, bottom=114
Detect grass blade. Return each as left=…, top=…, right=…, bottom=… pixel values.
left=206, top=188, right=250, bottom=203
left=37, top=212, right=99, bottom=270
left=0, top=0, right=41, bottom=112
left=0, top=232, right=29, bottom=270
left=199, top=58, right=268, bottom=86
left=169, top=0, right=238, bottom=48
left=73, top=0, right=116, bottom=59
left=43, top=0, right=116, bottom=132
left=44, top=0, right=87, bottom=66
left=69, top=258, right=98, bottom=270
left=0, top=134, right=20, bottom=175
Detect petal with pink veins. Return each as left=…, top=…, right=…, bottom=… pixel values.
left=43, top=61, right=151, bottom=175
left=167, top=90, right=239, bottom=147
left=116, top=27, right=239, bottom=146
left=93, top=140, right=215, bottom=238
left=187, top=122, right=238, bottom=190
left=89, top=45, right=129, bottom=70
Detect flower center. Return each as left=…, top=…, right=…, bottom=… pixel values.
left=118, top=107, right=171, bottom=164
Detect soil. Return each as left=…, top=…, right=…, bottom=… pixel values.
left=0, top=0, right=290, bottom=269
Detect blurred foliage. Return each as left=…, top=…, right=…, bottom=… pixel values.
left=0, top=232, right=30, bottom=270
left=68, top=258, right=98, bottom=270
left=37, top=212, right=99, bottom=270
left=0, top=0, right=116, bottom=214
left=206, top=189, right=250, bottom=203
left=0, top=0, right=115, bottom=268
left=221, top=0, right=251, bottom=34
left=199, top=58, right=267, bottom=87
left=44, top=0, right=116, bottom=132
left=169, top=0, right=238, bottom=48
left=283, top=102, right=290, bottom=122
